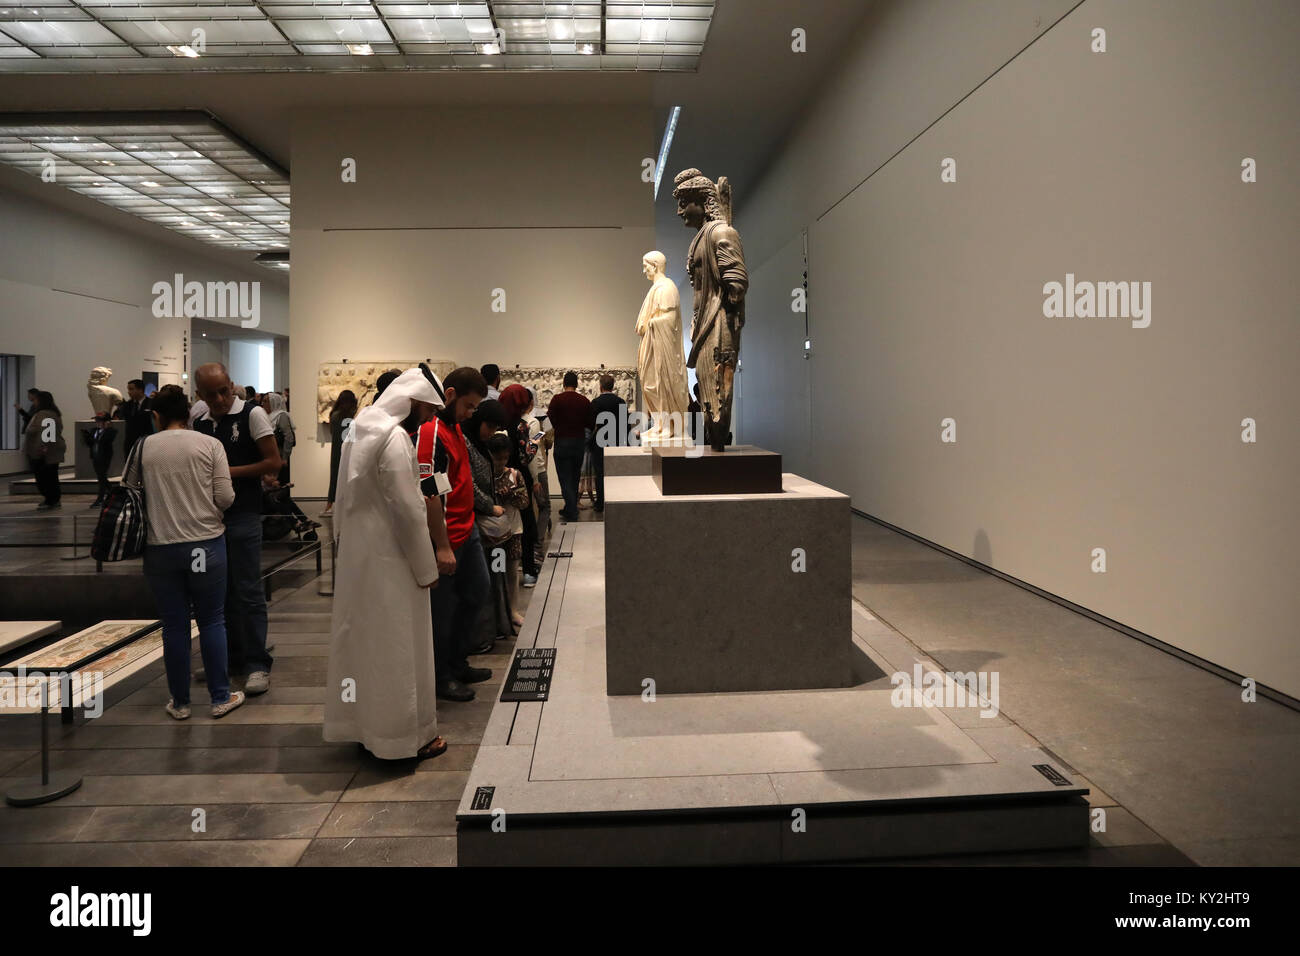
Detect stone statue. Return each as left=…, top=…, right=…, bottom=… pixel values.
left=635, top=251, right=690, bottom=443
left=87, top=367, right=122, bottom=417
left=673, top=168, right=748, bottom=452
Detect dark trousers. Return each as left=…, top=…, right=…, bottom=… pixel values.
left=553, top=437, right=585, bottom=519
left=430, top=524, right=491, bottom=682
left=590, top=444, right=606, bottom=510
left=520, top=494, right=539, bottom=576
left=144, top=536, right=231, bottom=707
left=93, top=458, right=111, bottom=499
left=223, top=510, right=272, bottom=673
left=30, top=458, right=60, bottom=505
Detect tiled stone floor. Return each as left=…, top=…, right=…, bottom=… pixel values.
left=0, top=489, right=1290, bottom=865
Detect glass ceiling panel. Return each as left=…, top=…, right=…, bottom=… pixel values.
left=0, top=1, right=711, bottom=69
left=0, top=112, right=291, bottom=261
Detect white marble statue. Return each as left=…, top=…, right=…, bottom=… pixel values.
left=87, top=367, right=122, bottom=417
left=635, top=251, right=690, bottom=443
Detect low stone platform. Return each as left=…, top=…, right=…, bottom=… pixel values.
left=455, top=523, right=1090, bottom=865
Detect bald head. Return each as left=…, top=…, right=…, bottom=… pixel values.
left=194, top=362, right=237, bottom=418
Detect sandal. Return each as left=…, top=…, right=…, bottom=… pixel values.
left=417, top=736, right=448, bottom=761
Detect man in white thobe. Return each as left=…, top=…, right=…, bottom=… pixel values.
left=325, top=366, right=447, bottom=760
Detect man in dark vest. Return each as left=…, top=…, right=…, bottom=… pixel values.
left=194, top=363, right=282, bottom=696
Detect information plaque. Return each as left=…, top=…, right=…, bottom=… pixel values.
left=500, top=647, right=556, bottom=702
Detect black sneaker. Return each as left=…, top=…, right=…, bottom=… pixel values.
left=469, top=640, right=495, bottom=656
left=436, top=679, right=475, bottom=702
left=459, top=666, right=492, bottom=684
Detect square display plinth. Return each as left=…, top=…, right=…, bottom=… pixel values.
left=604, top=473, right=852, bottom=695
left=652, top=445, right=783, bottom=495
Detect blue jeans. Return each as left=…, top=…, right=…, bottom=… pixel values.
left=144, top=536, right=231, bottom=706
left=553, top=437, right=586, bottom=518
left=223, top=509, right=272, bottom=673
left=430, top=524, right=491, bottom=681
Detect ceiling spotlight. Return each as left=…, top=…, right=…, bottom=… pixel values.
left=141, top=180, right=160, bottom=188
left=578, top=43, right=595, bottom=55
left=481, top=42, right=501, bottom=55
left=346, top=43, right=373, bottom=56
left=167, top=44, right=201, bottom=58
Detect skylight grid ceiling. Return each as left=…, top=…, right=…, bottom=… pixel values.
left=0, top=115, right=290, bottom=258
left=0, top=1, right=714, bottom=71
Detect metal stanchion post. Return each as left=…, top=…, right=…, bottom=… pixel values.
left=5, top=673, right=82, bottom=807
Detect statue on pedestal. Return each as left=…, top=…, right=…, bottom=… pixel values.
left=673, top=168, right=748, bottom=452
left=635, top=251, right=690, bottom=444
left=87, top=367, right=122, bottom=417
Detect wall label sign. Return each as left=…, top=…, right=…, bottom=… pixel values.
left=501, top=647, right=556, bottom=702
left=470, top=786, right=495, bottom=810
left=1032, top=764, right=1072, bottom=786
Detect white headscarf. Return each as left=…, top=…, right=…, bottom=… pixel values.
left=343, top=365, right=444, bottom=484
left=263, top=392, right=294, bottom=451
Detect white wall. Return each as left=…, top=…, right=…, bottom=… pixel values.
left=740, top=0, right=1300, bottom=696
left=290, top=104, right=657, bottom=497
left=0, top=187, right=289, bottom=473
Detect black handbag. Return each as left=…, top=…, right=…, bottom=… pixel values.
left=91, top=436, right=148, bottom=562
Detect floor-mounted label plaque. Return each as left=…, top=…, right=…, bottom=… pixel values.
left=500, top=647, right=556, bottom=702
left=1032, top=763, right=1072, bottom=786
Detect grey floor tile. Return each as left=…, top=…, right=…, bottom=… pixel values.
left=54, top=772, right=353, bottom=806
left=318, top=801, right=458, bottom=838
left=340, top=770, right=469, bottom=803
left=298, top=836, right=456, bottom=866
left=1089, top=806, right=1168, bottom=848
left=0, top=805, right=97, bottom=844
left=1179, top=835, right=1300, bottom=866
left=71, top=803, right=334, bottom=842
left=6, top=745, right=364, bottom=776
left=0, top=838, right=310, bottom=866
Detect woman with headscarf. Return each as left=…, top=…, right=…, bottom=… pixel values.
left=498, top=383, right=542, bottom=587
left=325, top=365, right=448, bottom=761
left=324, top=389, right=358, bottom=514
left=261, top=391, right=317, bottom=539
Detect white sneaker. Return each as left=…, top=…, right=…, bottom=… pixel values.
left=244, top=671, right=270, bottom=696
left=211, top=690, right=246, bottom=719
left=523, top=574, right=538, bottom=588
left=166, top=699, right=191, bottom=720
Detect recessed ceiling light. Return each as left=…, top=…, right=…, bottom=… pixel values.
left=579, top=43, right=595, bottom=55
left=346, top=43, right=373, bottom=56
left=141, top=181, right=161, bottom=188
left=167, top=45, right=201, bottom=58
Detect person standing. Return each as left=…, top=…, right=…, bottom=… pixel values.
left=546, top=372, right=591, bottom=522
left=113, top=379, right=153, bottom=457
left=416, top=367, right=491, bottom=703
left=522, top=391, right=552, bottom=573
left=498, top=384, right=541, bottom=587
left=123, top=385, right=244, bottom=721
left=14, top=387, right=39, bottom=432
left=324, top=389, right=358, bottom=514
left=23, top=391, right=66, bottom=511
left=325, top=366, right=446, bottom=761
left=586, top=374, right=627, bottom=514
left=480, top=364, right=502, bottom=401
left=193, top=363, right=282, bottom=696
left=83, top=412, right=118, bottom=507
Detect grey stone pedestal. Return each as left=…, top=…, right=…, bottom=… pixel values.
left=604, top=472, right=852, bottom=695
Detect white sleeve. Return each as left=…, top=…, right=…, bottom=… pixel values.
left=248, top=405, right=274, bottom=441
left=378, top=431, right=439, bottom=587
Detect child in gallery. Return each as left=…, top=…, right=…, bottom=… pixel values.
left=480, top=431, right=529, bottom=631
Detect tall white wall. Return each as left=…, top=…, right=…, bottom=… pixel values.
left=740, top=0, right=1300, bottom=696
left=0, top=187, right=289, bottom=474
left=289, top=104, right=657, bottom=497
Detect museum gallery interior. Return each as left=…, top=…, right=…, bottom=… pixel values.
left=0, top=0, right=1297, bottom=877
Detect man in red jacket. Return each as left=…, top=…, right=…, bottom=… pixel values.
left=414, top=366, right=490, bottom=702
